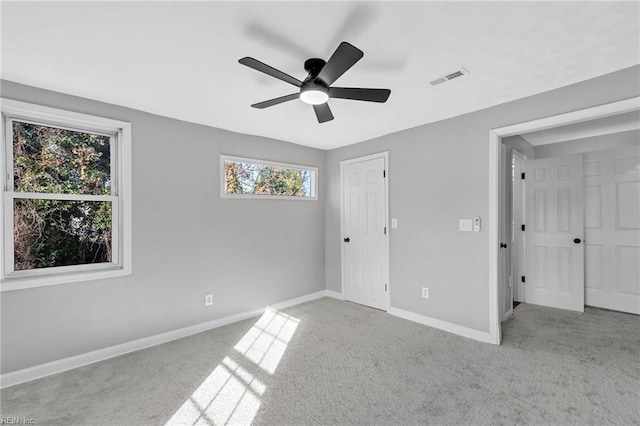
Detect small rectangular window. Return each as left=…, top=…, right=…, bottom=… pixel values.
left=1, top=99, right=132, bottom=291
left=221, top=155, right=317, bottom=200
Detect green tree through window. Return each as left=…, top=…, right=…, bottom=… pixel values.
left=223, top=158, right=314, bottom=198
left=12, top=121, right=112, bottom=270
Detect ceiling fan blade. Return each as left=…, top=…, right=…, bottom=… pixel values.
left=313, top=103, right=334, bottom=123
left=329, top=87, right=391, bottom=103
left=251, top=93, right=299, bottom=109
left=316, top=42, right=364, bottom=86
left=239, top=57, right=303, bottom=87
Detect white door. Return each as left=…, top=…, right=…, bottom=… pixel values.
left=584, top=146, right=640, bottom=314
left=525, top=154, right=584, bottom=312
left=511, top=151, right=526, bottom=303
left=499, top=144, right=513, bottom=320
left=342, top=154, right=388, bottom=310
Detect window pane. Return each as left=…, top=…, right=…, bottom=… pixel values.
left=14, top=199, right=112, bottom=271
left=13, top=121, right=111, bottom=195
left=224, top=160, right=313, bottom=197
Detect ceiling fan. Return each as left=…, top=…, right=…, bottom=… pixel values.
left=239, top=42, right=391, bottom=123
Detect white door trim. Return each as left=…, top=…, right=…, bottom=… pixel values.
left=340, top=151, right=390, bottom=310
left=489, top=96, right=640, bottom=345
left=499, top=144, right=512, bottom=322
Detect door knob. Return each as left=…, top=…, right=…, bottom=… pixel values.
left=573, top=238, right=581, bottom=244
left=344, top=237, right=350, bottom=243
left=500, top=243, right=508, bottom=249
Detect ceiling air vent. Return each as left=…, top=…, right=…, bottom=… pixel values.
left=429, top=67, right=470, bottom=86
left=444, top=70, right=464, bottom=80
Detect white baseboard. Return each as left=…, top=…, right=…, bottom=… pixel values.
left=325, top=290, right=344, bottom=300
left=1, top=290, right=327, bottom=389
left=323, top=295, right=494, bottom=344
left=268, top=290, right=327, bottom=310
left=388, top=306, right=495, bottom=344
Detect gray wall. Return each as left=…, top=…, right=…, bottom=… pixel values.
left=0, top=80, right=326, bottom=373
left=534, top=129, right=640, bottom=158
left=325, top=65, right=640, bottom=333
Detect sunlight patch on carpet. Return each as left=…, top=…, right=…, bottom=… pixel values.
left=233, top=308, right=300, bottom=375
left=165, top=308, right=300, bottom=425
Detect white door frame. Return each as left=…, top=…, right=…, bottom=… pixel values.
left=340, top=151, right=390, bottom=310
left=488, top=96, right=640, bottom=345
left=499, top=144, right=513, bottom=322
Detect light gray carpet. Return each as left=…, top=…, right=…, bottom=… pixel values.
left=1, top=298, right=639, bottom=425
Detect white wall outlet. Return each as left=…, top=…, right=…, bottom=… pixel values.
left=205, top=294, right=213, bottom=306
left=422, top=287, right=429, bottom=299
left=459, top=219, right=472, bottom=232
left=391, top=218, right=398, bottom=229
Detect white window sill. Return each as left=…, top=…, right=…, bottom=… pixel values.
left=1, top=266, right=131, bottom=292
left=221, top=193, right=318, bottom=201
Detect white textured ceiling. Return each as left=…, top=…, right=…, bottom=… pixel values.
left=1, top=1, right=639, bottom=150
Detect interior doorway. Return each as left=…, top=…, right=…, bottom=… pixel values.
left=489, top=97, right=640, bottom=344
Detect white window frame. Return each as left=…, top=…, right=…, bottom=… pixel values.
left=220, top=155, right=318, bottom=200
left=1, top=98, right=132, bottom=291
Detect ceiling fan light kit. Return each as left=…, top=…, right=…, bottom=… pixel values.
left=239, top=41, right=391, bottom=123
left=299, top=87, right=329, bottom=105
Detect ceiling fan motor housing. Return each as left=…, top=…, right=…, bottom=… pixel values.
left=301, top=59, right=330, bottom=104
left=304, top=58, right=327, bottom=78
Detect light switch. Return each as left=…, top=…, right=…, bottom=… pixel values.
left=459, top=219, right=473, bottom=232
left=473, top=217, right=481, bottom=232
left=391, top=218, right=398, bottom=229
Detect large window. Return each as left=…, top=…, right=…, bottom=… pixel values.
left=221, top=155, right=317, bottom=200
left=1, top=99, right=131, bottom=291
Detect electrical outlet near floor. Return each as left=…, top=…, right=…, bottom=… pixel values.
left=422, top=287, right=429, bottom=299
left=205, top=294, right=213, bottom=306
